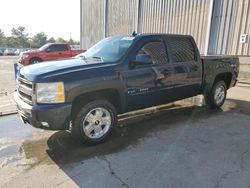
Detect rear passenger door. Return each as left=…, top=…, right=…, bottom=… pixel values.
left=167, top=37, right=202, bottom=99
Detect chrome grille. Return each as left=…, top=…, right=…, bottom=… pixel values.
left=17, top=75, right=33, bottom=104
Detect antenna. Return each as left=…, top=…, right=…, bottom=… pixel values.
left=132, top=31, right=137, bottom=37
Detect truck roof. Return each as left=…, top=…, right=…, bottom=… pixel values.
left=111, top=33, right=194, bottom=41
left=47, top=43, right=69, bottom=45
left=131, top=33, right=193, bottom=39
left=136, top=33, right=191, bottom=37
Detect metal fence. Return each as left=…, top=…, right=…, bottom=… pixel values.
left=80, top=0, right=250, bottom=56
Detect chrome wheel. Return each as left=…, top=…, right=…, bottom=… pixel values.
left=82, top=107, right=111, bottom=139
left=214, top=85, right=225, bottom=105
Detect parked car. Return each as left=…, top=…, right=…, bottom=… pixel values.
left=14, top=34, right=239, bottom=145
left=0, top=49, right=3, bottom=56
left=18, top=43, right=85, bottom=65
left=15, top=49, right=27, bottom=56
left=4, top=48, right=16, bottom=56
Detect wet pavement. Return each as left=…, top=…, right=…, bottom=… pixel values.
left=0, top=85, right=250, bottom=188
left=0, top=56, right=18, bottom=115
left=0, top=115, right=38, bottom=163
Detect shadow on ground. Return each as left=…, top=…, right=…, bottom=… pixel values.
left=20, top=98, right=249, bottom=167
left=36, top=100, right=250, bottom=164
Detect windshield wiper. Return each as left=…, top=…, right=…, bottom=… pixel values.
left=89, top=56, right=104, bottom=62
left=77, top=55, right=104, bottom=62
left=77, top=55, right=86, bottom=60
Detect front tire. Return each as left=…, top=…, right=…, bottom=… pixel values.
left=72, top=99, right=117, bottom=145
left=29, top=58, right=42, bottom=64
left=204, top=81, right=227, bottom=109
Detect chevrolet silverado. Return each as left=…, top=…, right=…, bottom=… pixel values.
left=14, top=34, right=239, bottom=144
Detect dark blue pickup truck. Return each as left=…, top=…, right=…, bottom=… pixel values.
left=14, top=34, right=239, bottom=144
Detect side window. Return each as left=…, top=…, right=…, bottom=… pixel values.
left=137, top=41, right=169, bottom=65
left=57, top=44, right=68, bottom=51
left=48, top=44, right=68, bottom=52
left=169, top=38, right=196, bottom=62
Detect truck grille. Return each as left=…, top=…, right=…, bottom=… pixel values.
left=17, top=75, right=34, bottom=104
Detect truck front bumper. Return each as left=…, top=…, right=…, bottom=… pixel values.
left=18, top=58, right=29, bottom=66
left=14, top=92, right=72, bottom=130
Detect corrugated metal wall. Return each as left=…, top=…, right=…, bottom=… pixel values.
left=80, top=0, right=105, bottom=49
left=106, top=0, right=138, bottom=36
left=138, top=0, right=210, bottom=54
left=80, top=0, right=250, bottom=55
left=208, top=0, right=250, bottom=55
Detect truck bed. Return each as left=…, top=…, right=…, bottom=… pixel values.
left=201, top=55, right=238, bottom=61
left=200, top=55, right=239, bottom=92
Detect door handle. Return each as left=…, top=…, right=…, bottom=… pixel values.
left=193, top=65, right=199, bottom=71
left=58, top=52, right=62, bottom=55
left=155, top=73, right=165, bottom=81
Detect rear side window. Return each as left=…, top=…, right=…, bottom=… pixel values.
left=48, top=44, right=68, bottom=52
left=137, top=41, right=169, bottom=64
left=169, top=37, right=196, bottom=62
left=58, top=44, right=68, bottom=51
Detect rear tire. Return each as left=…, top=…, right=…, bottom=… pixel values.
left=72, top=99, right=117, bottom=145
left=204, top=81, right=227, bottom=109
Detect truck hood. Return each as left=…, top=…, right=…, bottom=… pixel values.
left=20, top=50, right=40, bottom=57
left=22, top=50, right=39, bottom=55
left=19, top=58, right=114, bottom=82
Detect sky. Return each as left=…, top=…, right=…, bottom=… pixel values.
left=0, top=0, right=80, bottom=41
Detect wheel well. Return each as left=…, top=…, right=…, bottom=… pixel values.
left=30, top=57, right=42, bottom=63
left=71, top=89, right=121, bottom=119
left=214, top=73, right=232, bottom=89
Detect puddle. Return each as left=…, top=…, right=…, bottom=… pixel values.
left=0, top=115, right=40, bottom=141
left=0, top=144, right=20, bottom=159
left=21, top=132, right=55, bottom=167
left=0, top=115, right=41, bottom=174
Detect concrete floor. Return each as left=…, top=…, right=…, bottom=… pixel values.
left=0, top=56, right=18, bottom=115
left=0, top=84, right=250, bottom=188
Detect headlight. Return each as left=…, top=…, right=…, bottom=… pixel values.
left=36, top=82, right=65, bottom=103
left=22, top=54, right=29, bottom=59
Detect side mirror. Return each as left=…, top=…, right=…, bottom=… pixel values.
left=131, top=54, right=153, bottom=68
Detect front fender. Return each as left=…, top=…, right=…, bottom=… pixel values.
left=65, top=78, right=127, bottom=112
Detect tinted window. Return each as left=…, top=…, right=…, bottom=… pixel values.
left=137, top=41, right=169, bottom=64
left=169, top=37, right=195, bottom=62
left=48, top=44, right=68, bottom=52
left=57, top=44, right=68, bottom=51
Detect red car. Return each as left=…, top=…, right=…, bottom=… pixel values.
left=18, top=43, right=85, bottom=65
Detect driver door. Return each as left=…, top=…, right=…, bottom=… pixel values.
left=122, top=39, right=174, bottom=111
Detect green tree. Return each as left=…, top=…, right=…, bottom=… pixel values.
left=47, top=37, right=56, bottom=43
left=11, top=26, right=29, bottom=48
left=5, top=37, right=19, bottom=48
left=68, top=38, right=73, bottom=44
left=0, top=29, right=6, bottom=47
left=68, top=38, right=80, bottom=45
left=31, top=32, right=47, bottom=48
left=56, top=37, right=67, bottom=43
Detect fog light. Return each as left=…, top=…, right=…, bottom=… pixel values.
left=41, top=122, right=49, bottom=127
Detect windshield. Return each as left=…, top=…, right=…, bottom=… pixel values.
left=76, top=36, right=134, bottom=63
left=38, top=44, right=50, bottom=51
